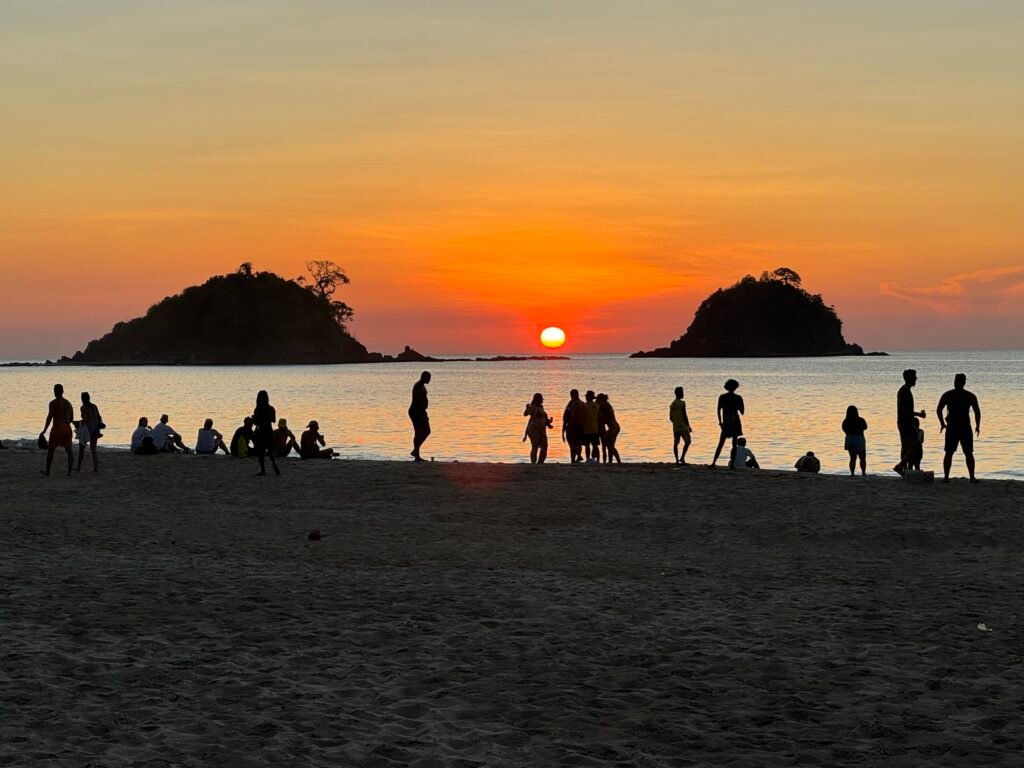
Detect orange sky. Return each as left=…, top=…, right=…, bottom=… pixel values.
left=2, top=1, right=1022, bottom=358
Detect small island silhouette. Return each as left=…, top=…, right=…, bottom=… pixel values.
left=632, top=268, right=877, bottom=358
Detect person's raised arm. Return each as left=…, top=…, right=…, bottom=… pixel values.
left=936, top=393, right=948, bottom=433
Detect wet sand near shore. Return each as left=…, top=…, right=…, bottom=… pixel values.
left=2, top=448, right=1023, bottom=766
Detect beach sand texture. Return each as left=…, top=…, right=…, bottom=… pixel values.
left=3, top=450, right=1024, bottom=766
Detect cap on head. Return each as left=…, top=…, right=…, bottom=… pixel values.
left=585, top=390, right=596, bottom=401
left=725, top=379, right=739, bottom=392
left=244, top=416, right=253, bottom=425
left=308, top=420, right=319, bottom=429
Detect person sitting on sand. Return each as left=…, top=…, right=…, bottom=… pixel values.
left=77, top=391, right=103, bottom=472
left=131, top=417, right=160, bottom=456
left=729, top=437, right=759, bottom=470
left=41, top=383, right=75, bottom=476
left=936, top=373, right=982, bottom=483
left=196, top=419, right=229, bottom=455
left=795, top=451, right=821, bottom=473
left=273, top=418, right=301, bottom=458
left=151, top=414, right=191, bottom=453
left=670, top=386, right=692, bottom=465
left=561, top=389, right=586, bottom=464
left=597, top=393, right=621, bottom=464
left=842, top=405, right=868, bottom=476
left=230, top=417, right=255, bottom=458
left=523, top=393, right=553, bottom=464
left=712, top=379, right=744, bottom=467
left=582, top=391, right=601, bottom=463
left=300, top=421, right=336, bottom=459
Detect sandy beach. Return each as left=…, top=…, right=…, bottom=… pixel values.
left=2, top=448, right=1023, bottom=766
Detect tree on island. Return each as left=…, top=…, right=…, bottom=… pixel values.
left=632, top=267, right=865, bottom=358
left=297, top=260, right=355, bottom=329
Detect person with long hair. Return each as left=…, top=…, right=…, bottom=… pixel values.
left=77, top=391, right=103, bottom=472
left=523, top=393, right=553, bottom=464
left=842, top=405, right=868, bottom=476
left=252, top=390, right=281, bottom=476
left=712, top=379, right=744, bottom=467
left=597, top=393, right=621, bottom=464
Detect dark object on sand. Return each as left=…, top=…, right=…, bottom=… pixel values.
left=307, top=529, right=322, bottom=541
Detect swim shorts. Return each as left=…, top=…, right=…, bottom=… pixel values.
left=944, top=428, right=973, bottom=454
left=49, top=423, right=73, bottom=449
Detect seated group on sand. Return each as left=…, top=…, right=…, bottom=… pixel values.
left=129, top=414, right=336, bottom=460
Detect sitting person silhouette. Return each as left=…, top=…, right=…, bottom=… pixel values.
left=729, top=437, right=759, bottom=470
left=230, top=417, right=255, bottom=458
left=152, top=414, right=191, bottom=453
left=196, top=419, right=229, bottom=455
left=273, top=418, right=301, bottom=458
left=131, top=417, right=160, bottom=456
left=300, top=421, right=336, bottom=459
left=795, top=451, right=821, bottom=473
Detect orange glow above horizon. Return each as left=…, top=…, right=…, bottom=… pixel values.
left=1, top=2, right=1023, bottom=358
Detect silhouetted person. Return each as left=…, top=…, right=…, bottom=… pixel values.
left=77, top=391, right=103, bottom=472
left=712, top=379, right=744, bottom=467
left=131, top=417, right=160, bottom=455
left=893, top=369, right=926, bottom=476
left=196, top=418, right=229, bottom=455
left=273, top=418, right=301, bottom=458
left=729, top=436, right=759, bottom=470
left=41, top=383, right=74, bottom=476
left=300, top=421, right=336, bottom=459
left=842, top=405, right=868, bottom=476
left=409, top=371, right=431, bottom=461
left=795, top=451, right=821, bottom=473
left=597, top=393, right=621, bottom=464
left=582, top=390, right=601, bottom=463
left=252, top=390, right=280, bottom=476
left=937, top=373, right=981, bottom=483
left=561, top=389, right=585, bottom=463
left=670, top=386, right=692, bottom=464
left=523, top=393, right=553, bottom=464
left=152, top=414, right=191, bottom=453
left=230, top=417, right=255, bottom=458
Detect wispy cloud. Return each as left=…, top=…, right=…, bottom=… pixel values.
left=881, top=266, right=1024, bottom=315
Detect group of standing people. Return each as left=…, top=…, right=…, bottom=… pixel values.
left=32, top=368, right=985, bottom=480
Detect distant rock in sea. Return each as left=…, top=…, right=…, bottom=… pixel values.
left=67, top=265, right=415, bottom=365
left=632, top=268, right=871, bottom=358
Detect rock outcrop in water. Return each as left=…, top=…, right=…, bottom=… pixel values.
left=632, top=268, right=865, bottom=358
left=69, top=266, right=403, bottom=365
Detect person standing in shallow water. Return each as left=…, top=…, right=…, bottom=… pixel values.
left=409, top=371, right=431, bottom=462
left=842, top=405, right=868, bottom=476
left=893, top=369, right=926, bottom=476
left=937, top=373, right=982, bottom=483
left=41, top=383, right=75, bottom=476
left=252, top=390, right=280, bottom=476
left=670, top=386, right=692, bottom=464
left=711, top=379, right=744, bottom=467
left=523, top=393, right=553, bottom=464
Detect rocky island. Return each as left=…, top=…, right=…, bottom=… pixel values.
left=632, top=268, right=869, bottom=358
left=65, top=263, right=428, bottom=365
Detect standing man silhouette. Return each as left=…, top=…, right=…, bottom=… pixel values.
left=409, top=371, right=432, bottom=461
left=41, top=383, right=75, bottom=476
left=893, top=369, right=926, bottom=476
left=936, top=373, right=981, bottom=483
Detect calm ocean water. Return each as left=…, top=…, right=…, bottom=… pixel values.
left=2, top=351, right=1022, bottom=479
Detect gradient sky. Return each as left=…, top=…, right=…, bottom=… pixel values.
left=2, top=0, right=1022, bottom=358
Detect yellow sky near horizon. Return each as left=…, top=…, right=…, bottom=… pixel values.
left=2, top=0, right=1022, bottom=357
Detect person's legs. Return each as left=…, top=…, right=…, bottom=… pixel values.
left=44, top=443, right=56, bottom=475
left=848, top=450, right=856, bottom=476
left=712, top=433, right=727, bottom=466
left=538, top=441, right=547, bottom=464
left=681, top=433, right=691, bottom=465
left=942, top=450, right=954, bottom=481
left=673, top=433, right=681, bottom=463
left=966, top=452, right=977, bottom=482
left=90, top=439, right=99, bottom=471
left=77, top=443, right=85, bottom=471
left=64, top=445, right=73, bottom=475
left=859, top=450, right=867, bottom=476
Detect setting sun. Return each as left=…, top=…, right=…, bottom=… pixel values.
left=540, top=327, right=567, bottom=349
